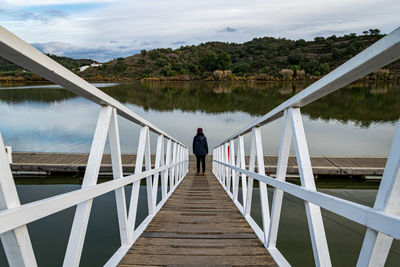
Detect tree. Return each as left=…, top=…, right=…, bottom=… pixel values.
left=369, top=29, right=381, bottom=36
left=161, top=65, right=177, bottom=76
left=304, top=59, right=319, bottom=74
left=217, top=52, right=232, bottom=70
left=232, top=62, right=250, bottom=75
left=113, top=57, right=127, bottom=72
left=290, top=65, right=300, bottom=72
left=200, top=51, right=218, bottom=71
left=288, top=48, right=303, bottom=64
left=319, top=63, right=330, bottom=74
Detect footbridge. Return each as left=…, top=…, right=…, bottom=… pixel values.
left=1, top=25, right=400, bottom=266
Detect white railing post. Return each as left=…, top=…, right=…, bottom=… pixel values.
left=63, top=105, right=113, bottom=267
left=178, top=145, right=183, bottom=180
left=245, top=129, right=256, bottom=217
left=219, top=146, right=224, bottom=183
left=253, top=127, right=271, bottom=244
left=0, top=133, right=37, bottom=267
left=220, top=145, right=224, bottom=183
left=175, top=145, right=180, bottom=183
left=108, top=107, right=129, bottom=246
left=233, top=139, right=240, bottom=203
left=212, top=148, right=215, bottom=175
left=357, top=120, right=400, bottom=267
left=267, top=109, right=291, bottom=251
left=217, top=146, right=220, bottom=179
left=165, top=139, right=172, bottom=193
left=153, top=135, right=164, bottom=211
left=127, top=126, right=149, bottom=241
left=229, top=139, right=235, bottom=195
left=288, top=107, right=332, bottom=267
left=171, top=142, right=177, bottom=188
left=238, top=135, right=247, bottom=209
left=143, top=126, right=154, bottom=216
left=224, top=143, right=230, bottom=189
left=160, top=138, right=167, bottom=199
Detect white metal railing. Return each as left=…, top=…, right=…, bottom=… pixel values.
left=213, top=26, right=400, bottom=267
left=0, top=26, right=189, bottom=267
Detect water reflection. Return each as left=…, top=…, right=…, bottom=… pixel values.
left=1, top=81, right=399, bottom=125
left=0, top=81, right=398, bottom=155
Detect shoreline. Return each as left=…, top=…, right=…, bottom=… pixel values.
left=0, top=75, right=399, bottom=85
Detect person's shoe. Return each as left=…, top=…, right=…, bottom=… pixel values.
left=202, top=172, right=206, bottom=176
left=196, top=172, right=200, bottom=175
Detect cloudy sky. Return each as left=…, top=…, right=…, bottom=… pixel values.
left=0, top=0, right=399, bottom=62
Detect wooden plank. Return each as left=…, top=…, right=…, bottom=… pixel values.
left=118, top=158, right=277, bottom=266
left=120, top=255, right=276, bottom=265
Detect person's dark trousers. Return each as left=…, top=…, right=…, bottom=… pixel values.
left=195, top=155, right=206, bottom=173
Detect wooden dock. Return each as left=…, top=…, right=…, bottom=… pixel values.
left=118, top=163, right=277, bottom=266
left=10, top=152, right=387, bottom=177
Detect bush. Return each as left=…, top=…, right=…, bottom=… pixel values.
left=373, top=69, right=389, bottom=79
left=296, top=70, right=305, bottom=79
left=161, top=65, right=177, bottom=76
left=217, top=52, right=232, bottom=70
left=232, top=62, right=250, bottom=75
left=290, top=65, right=300, bottom=72
left=200, top=51, right=218, bottom=71
left=304, top=59, right=319, bottom=74
left=138, top=58, right=147, bottom=65
left=288, top=48, right=303, bottom=64
left=319, top=63, right=330, bottom=74
left=259, top=66, right=270, bottom=73
left=113, top=58, right=127, bottom=72
left=279, top=69, right=294, bottom=79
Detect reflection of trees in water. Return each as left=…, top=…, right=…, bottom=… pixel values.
left=0, top=88, right=77, bottom=103
left=103, top=81, right=400, bottom=126
left=0, top=81, right=398, bottom=126
left=303, top=83, right=400, bottom=127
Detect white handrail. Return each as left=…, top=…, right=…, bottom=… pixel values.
left=0, top=25, right=189, bottom=267
left=213, top=26, right=400, bottom=267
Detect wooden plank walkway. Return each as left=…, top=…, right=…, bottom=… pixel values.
left=10, top=152, right=387, bottom=176
left=119, top=162, right=277, bottom=266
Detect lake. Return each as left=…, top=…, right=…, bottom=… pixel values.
left=0, top=81, right=399, bottom=266
left=0, top=81, right=398, bottom=155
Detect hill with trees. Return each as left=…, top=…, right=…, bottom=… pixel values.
left=1, top=29, right=399, bottom=82
left=80, top=29, right=399, bottom=81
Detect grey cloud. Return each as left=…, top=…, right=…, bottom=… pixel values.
left=32, top=42, right=139, bottom=62
left=219, top=27, right=237, bottom=33
left=172, top=41, right=186, bottom=45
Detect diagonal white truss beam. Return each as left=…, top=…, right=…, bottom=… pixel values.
left=0, top=133, right=37, bottom=267
left=63, top=105, right=113, bottom=267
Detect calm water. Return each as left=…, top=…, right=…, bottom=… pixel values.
left=0, top=81, right=399, bottom=266
left=0, top=184, right=399, bottom=266
left=0, top=81, right=398, bottom=155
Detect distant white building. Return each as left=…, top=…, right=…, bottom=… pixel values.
left=79, top=63, right=103, bottom=72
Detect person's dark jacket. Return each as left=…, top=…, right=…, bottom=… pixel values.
left=193, top=134, right=208, bottom=156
